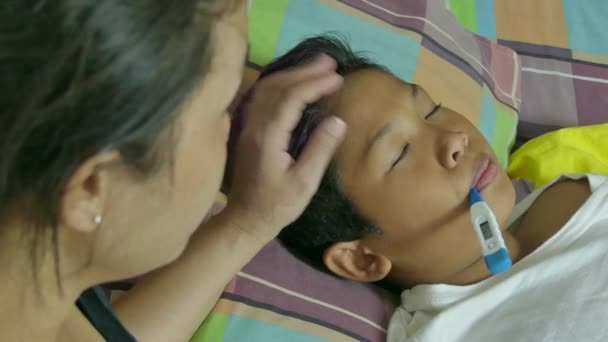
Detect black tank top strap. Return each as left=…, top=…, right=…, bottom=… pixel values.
left=76, top=286, right=136, bottom=342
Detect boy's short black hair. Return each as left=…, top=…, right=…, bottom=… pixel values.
left=263, top=35, right=384, bottom=266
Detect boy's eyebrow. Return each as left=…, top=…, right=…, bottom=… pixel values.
left=366, top=123, right=392, bottom=155
left=366, top=85, right=417, bottom=156
left=411, top=84, right=419, bottom=99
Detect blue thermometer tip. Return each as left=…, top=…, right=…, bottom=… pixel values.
left=485, top=249, right=512, bottom=275
left=469, top=188, right=483, bottom=206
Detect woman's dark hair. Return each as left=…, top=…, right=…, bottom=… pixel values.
left=249, top=35, right=385, bottom=267
left=0, top=0, right=233, bottom=284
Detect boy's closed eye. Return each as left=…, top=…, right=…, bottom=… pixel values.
left=425, top=103, right=441, bottom=120
left=390, top=143, right=409, bottom=171
left=388, top=103, right=442, bottom=172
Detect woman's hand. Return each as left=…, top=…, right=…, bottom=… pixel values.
left=225, top=55, right=347, bottom=245
left=112, top=56, right=346, bottom=342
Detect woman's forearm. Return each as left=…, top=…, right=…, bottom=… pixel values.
left=112, top=212, right=265, bottom=342
left=111, top=56, right=346, bottom=342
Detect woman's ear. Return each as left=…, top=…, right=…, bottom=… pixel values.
left=58, top=152, right=120, bottom=233
left=323, top=240, right=392, bottom=282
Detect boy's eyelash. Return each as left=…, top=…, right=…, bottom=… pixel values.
left=389, top=103, right=441, bottom=172
left=391, top=143, right=409, bottom=170
left=425, top=103, right=442, bottom=119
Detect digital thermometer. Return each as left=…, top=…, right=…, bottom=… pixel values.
left=469, top=188, right=512, bottom=275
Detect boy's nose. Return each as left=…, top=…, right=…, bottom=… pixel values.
left=440, top=132, right=469, bottom=169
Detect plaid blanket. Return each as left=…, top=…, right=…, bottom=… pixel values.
left=194, top=1, right=608, bottom=341
left=449, top=0, right=608, bottom=139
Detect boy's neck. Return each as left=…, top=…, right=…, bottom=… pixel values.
left=440, top=232, right=522, bottom=286
left=442, top=179, right=591, bottom=287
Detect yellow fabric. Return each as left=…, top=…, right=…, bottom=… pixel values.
left=508, top=124, right=608, bottom=188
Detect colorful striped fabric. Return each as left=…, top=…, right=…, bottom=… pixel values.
left=194, top=1, right=522, bottom=341
left=192, top=240, right=397, bottom=342
left=195, top=2, right=608, bottom=341
left=448, top=0, right=608, bottom=140
left=246, top=0, right=521, bottom=168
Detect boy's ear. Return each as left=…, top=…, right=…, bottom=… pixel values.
left=323, top=240, right=392, bottom=282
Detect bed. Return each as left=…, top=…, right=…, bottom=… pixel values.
left=193, top=1, right=608, bottom=341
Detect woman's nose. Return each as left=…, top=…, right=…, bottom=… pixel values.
left=439, top=132, right=469, bottom=169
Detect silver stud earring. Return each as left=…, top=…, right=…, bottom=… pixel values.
left=94, top=215, right=103, bottom=225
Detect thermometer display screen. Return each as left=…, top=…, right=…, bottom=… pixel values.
left=480, top=221, right=493, bottom=240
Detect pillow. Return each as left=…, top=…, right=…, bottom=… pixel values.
left=196, top=1, right=521, bottom=341
left=508, top=123, right=608, bottom=188
left=448, top=1, right=608, bottom=140
left=192, top=240, right=397, bottom=342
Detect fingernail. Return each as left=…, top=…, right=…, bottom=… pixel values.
left=316, top=53, right=336, bottom=66
left=211, top=202, right=226, bottom=216
left=325, top=117, right=347, bottom=138
left=316, top=53, right=330, bottom=61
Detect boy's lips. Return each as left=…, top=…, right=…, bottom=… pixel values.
left=472, top=156, right=497, bottom=191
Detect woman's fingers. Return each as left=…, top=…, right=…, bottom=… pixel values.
left=269, top=73, right=343, bottom=141
left=268, top=54, right=337, bottom=87
left=227, top=55, right=347, bottom=242
left=245, top=56, right=343, bottom=152
left=289, top=116, right=347, bottom=188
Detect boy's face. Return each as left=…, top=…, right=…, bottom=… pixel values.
left=325, top=69, right=516, bottom=287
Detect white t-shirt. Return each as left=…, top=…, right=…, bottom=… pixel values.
left=388, top=174, right=608, bottom=342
